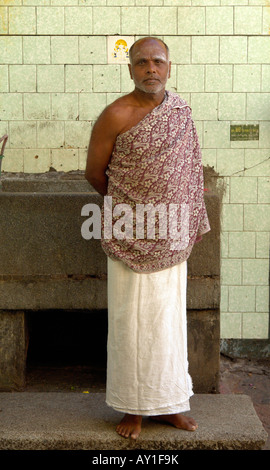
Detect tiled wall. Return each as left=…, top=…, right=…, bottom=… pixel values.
left=0, top=1, right=269, bottom=340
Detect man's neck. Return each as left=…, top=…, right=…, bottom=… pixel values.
left=132, top=88, right=166, bottom=109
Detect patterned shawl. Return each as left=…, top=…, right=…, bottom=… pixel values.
left=101, top=91, right=210, bottom=273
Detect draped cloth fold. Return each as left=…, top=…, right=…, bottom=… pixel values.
left=101, top=91, right=210, bottom=273
left=106, top=257, right=193, bottom=416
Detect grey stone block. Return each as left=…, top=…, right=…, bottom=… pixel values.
left=188, top=194, right=220, bottom=277
left=0, top=279, right=107, bottom=311
left=0, top=311, right=27, bottom=390
left=187, top=278, right=220, bottom=310
left=0, top=192, right=105, bottom=278
left=0, top=393, right=267, bottom=450
left=188, top=310, right=220, bottom=393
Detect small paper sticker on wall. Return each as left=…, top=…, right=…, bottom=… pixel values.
left=107, top=36, right=134, bottom=64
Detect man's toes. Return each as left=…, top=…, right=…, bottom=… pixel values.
left=117, top=426, right=128, bottom=438
left=116, top=424, right=140, bottom=439
left=130, top=429, right=140, bottom=440
left=186, top=418, right=198, bottom=431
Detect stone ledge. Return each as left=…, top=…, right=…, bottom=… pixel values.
left=0, top=393, right=267, bottom=450
left=0, top=278, right=218, bottom=311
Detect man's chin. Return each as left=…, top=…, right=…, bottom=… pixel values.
left=136, top=84, right=165, bottom=95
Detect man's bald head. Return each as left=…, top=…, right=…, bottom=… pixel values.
left=129, top=37, right=170, bottom=65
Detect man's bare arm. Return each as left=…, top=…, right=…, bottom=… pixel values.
left=85, top=109, right=115, bottom=195
left=85, top=102, right=128, bottom=195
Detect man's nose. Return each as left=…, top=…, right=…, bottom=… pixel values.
left=146, top=61, right=156, bottom=73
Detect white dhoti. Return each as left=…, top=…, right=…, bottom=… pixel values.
left=106, top=257, right=193, bottom=416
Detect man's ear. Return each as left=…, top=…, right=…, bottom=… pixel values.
left=128, top=63, right=133, bottom=80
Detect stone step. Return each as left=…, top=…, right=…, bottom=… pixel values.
left=0, top=393, right=267, bottom=451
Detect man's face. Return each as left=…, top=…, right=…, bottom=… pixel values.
left=128, top=39, right=171, bottom=95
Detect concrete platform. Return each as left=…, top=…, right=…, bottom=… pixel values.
left=0, top=393, right=267, bottom=450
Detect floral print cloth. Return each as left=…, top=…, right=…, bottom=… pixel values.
left=101, top=91, right=210, bottom=273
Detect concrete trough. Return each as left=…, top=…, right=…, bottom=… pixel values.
left=0, top=172, right=220, bottom=393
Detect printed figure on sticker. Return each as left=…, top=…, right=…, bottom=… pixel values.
left=113, top=39, right=129, bottom=61
left=107, top=36, right=134, bottom=64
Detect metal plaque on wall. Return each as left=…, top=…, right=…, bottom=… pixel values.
left=230, top=124, right=259, bottom=141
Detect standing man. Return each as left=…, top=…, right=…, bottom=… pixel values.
left=85, top=37, right=210, bottom=440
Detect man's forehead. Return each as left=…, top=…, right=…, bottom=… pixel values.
left=131, top=39, right=168, bottom=60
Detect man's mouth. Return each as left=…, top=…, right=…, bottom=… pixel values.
left=144, top=78, right=160, bottom=83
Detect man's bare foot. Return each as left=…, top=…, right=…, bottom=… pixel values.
left=150, top=413, right=198, bottom=431
left=116, top=414, right=142, bottom=439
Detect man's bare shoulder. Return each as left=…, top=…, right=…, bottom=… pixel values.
left=109, top=92, right=138, bottom=109
left=94, top=93, right=138, bottom=134
left=101, top=93, right=137, bottom=119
